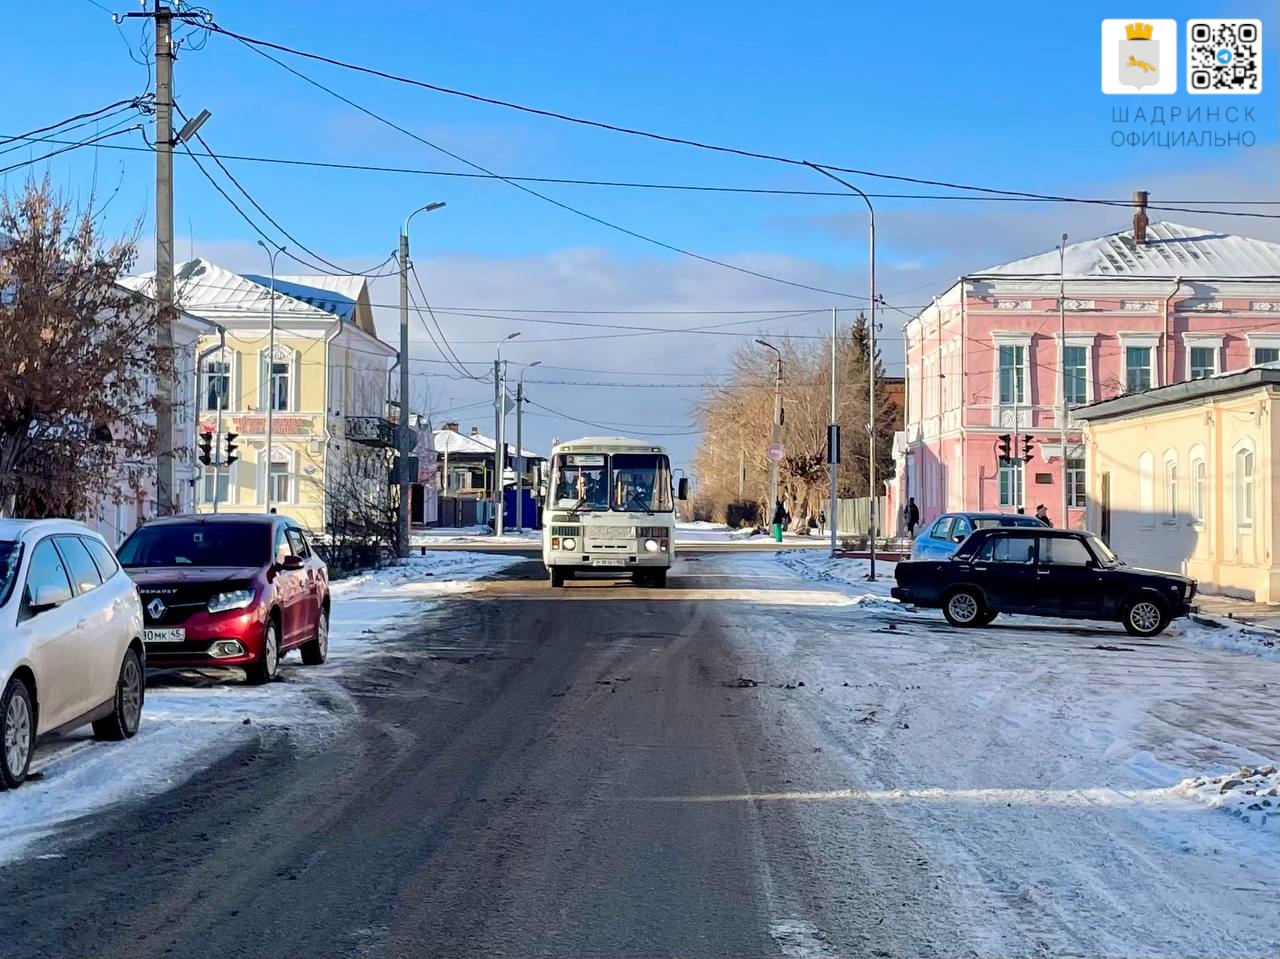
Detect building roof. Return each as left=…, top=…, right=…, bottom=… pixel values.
left=435, top=429, right=541, bottom=460
left=970, top=221, right=1280, bottom=280
left=122, top=259, right=381, bottom=336
left=1074, top=366, right=1280, bottom=422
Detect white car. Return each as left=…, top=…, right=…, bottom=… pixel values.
left=0, top=520, right=146, bottom=789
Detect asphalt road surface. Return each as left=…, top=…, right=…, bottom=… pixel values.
left=0, top=556, right=940, bottom=958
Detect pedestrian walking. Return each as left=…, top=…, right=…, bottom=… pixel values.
left=1035, top=503, right=1052, bottom=527
left=904, top=496, right=920, bottom=537
left=818, top=509, right=826, bottom=536
left=771, top=499, right=787, bottom=543
left=1016, top=506, right=1025, bottom=514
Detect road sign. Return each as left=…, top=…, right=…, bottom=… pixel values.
left=766, top=442, right=785, bottom=463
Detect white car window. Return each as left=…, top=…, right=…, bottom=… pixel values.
left=81, top=536, right=120, bottom=581
left=1039, top=536, right=1093, bottom=567
left=56, top=536, right=103, bottom=595
left=22, top=539, right=73, bottom=619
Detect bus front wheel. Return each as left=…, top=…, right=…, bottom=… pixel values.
left=550, top=568, right=566, bottom=588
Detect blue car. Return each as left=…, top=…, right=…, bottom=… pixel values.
left=911, top=511, right=1047, bottom=560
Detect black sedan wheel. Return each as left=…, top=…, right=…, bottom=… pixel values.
left=1123, top=598, right=1170, bottom=637
left=942, top=588, right=984, bottom=627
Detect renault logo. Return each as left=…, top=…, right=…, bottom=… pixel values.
left=147, top=598, right=166, bottom=619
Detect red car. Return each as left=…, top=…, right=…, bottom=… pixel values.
left=117, top=515, right=329, bottom=684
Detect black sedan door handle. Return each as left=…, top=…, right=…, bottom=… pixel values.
left=1036, top=569, right=1050, bottom=575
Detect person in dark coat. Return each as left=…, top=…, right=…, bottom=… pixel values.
left=1035, top=504, right=1052, bottom=527
left=904, top=497, right=920, bottom=537
left=771, top=499, right=787, bottom=542
left=818, top=509, right=826, bottom=536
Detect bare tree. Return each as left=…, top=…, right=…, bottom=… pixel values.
left=692, top=315, right=897, bottom=530
left=0, top=180, right=159, bottom=518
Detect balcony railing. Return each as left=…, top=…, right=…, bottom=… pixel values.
left=345, top=416, right=397, bottom=448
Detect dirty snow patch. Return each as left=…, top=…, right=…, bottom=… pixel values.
left=1173, top=765, right=1280, bottom=829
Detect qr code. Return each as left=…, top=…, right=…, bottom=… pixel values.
left=1187, top=19, right=1262, bottom=94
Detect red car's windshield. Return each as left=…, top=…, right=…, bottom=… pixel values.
left=117, top=523, right=271, bottom=568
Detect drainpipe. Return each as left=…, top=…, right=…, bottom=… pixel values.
left=1163, top=276, right=1182, bottom=387
left=321, top=318, right=343, bottom=534
left=958, top=279, right=966, bottom=513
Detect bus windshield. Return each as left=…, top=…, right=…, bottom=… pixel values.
left=551, top=453, right=609, bottom=511
left=611, top=454, right=672, bottom=512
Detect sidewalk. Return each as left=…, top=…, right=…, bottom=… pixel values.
left=1195, top=592, right=1280, bottom=630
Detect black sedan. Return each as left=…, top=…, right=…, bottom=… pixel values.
left=890, top=527, right=1196, bottom=637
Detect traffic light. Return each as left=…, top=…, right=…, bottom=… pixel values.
left=1022, top=434, right=1035, bottom=463
left=224, top=432, right=239, bottom=466
left=198, top=431, right=214, bottom=467
left=997, top=433, right=1012, bottom=464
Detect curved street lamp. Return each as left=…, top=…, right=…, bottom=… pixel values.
left=256, top=239, right=286, bottom=515
left=755, top=339, right=783, bottom=524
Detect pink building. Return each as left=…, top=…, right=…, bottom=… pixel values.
left=892, top=212, right=1280, bottom=533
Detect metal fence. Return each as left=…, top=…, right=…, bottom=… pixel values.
left=834, top=496, right=888, bottom=537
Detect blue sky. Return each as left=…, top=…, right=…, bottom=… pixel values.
left=3, top=0, right=1277, bottom=468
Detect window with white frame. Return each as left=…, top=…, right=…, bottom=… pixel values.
left=261, top=345, right=293, bottom=412
left=998, top=345, right=1026, bottom=405
left=1256, top=347, right=1280, bottom=366
left=998, top=458, right=1023, bottom=509
left=201, top=347, right=232, bottom=412
left=1066, top=456, right=1085, bottom=509
left=1126, top=347, right=1153, bottom=393
left=1188, top=347, right=1217, bottom=380
left=1138, top=450, right=1154, bottom=527
left=267, top=448, right=292, bottom=504
left=1063, top=346, right=1087, bottom=405
left=1191, top=455, right=1206, bottom=524
left=1235, top=445, right=1254, bottom=528
left=201, top=467, right=231, bottom=505
left=1163, top=452, right=1178, bottom=522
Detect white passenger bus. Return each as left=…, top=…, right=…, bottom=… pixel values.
left=542, top=436, right=688, bottom=588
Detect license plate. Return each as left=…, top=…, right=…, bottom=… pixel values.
left=144, top=628, right=185, bottom=643
left=591, top=559, right=626, bottom=567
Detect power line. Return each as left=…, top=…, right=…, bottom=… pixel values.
left=525, top=399, right=698, bottom=436
left=0, top=126, right=143, bottom=178
left=408, top=260, right=482, bottom=379
left=174, top=104, right=398, bottom=278
left=0, top=97, right=147, bottom=149
left=203, top=22, right=1280, bottom=217
left=5, top=128, right=1276, bottom=221
left=221, top=34, right=876, bottom=300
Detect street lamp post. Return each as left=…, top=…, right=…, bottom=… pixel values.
left=397, top=201, right=446, bottom=557
left=805, top=163, right=877, bottom=580
left=755, top=339, right=783, bottom=531
left=515, top=360, right=541, bottom=533
left=1058, top=232, right=1069, bottom=530
left=256, top=240, right=285, bottom=515
left=494, top=332, right=520, bottom=537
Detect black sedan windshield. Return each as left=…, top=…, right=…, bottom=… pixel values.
left=117, top=523, right=270, bottom=568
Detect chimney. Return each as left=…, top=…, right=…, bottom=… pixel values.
left=444, top=421, right=459, bottom=432
left=1132, top=190, right=1149, bottom=244
left=470, top=426, right=480, bottom=437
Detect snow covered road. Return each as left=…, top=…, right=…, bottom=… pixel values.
left=0, top=551, right=519, bottom=866
left=711, top=550, right=1279, bottom=955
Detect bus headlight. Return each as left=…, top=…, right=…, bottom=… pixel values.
left=644, top=539, right=659, bottom=552
left=562, top=537, right=576, bottom=551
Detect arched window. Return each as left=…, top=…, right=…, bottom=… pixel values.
left=1235, top=444, right=1255, bottom=528
left=260, top=345, right=294, bottom=412
left=1163, top=449, right=1178, bottom=523
left=200, top=346, right=233, bottom=412
left=1188, top=445, right=1207, bottom=525
left=1138, top=450, right=1154, bottom=528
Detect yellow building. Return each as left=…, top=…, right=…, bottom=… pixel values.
left=132, top=259, right=397, bottom=534
left=1077, top=367, right=1279, bottom=602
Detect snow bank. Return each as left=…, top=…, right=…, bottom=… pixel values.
left=1170, top=614, right=1280, bottom=662
left=0, top=550, right=517, bottom=866
left=773, top=551, right=899, bottom=609
left=1173, top=765, right=1280, bottom=829
left=411, top=526, right=539, bottom=545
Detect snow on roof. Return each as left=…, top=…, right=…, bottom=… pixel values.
left=434, top=429, right=541, bottom=460
left=122, top=258, right=367, bottom=323
left=972, top=222, right=1280, bottom=279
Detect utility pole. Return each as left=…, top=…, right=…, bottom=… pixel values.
left=805, top=163, right=876, bottom=579
left=154, top=2, right=176, bottom=515
left=1058, top=232, right=1069, bottom=530
left=398, top=202, right=445, bottom=556
left=756, top=339, right=783, bottom=528
left=257, top=240, right=283, bottom=514
left=494, top=332, right=519, bottom=537
left=829, top=306, right=839, bottom=556
left=515, top=361, right=541, bottom=533
left=398, top=229, right=411, bottom=556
